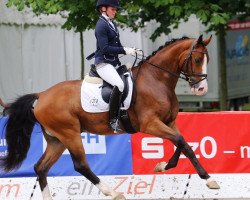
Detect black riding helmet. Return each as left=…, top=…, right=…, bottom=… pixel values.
left=96, top=0, right=120, bottom=9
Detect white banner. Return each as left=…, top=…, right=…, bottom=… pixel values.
left=1, top=174, right=250, bottom=200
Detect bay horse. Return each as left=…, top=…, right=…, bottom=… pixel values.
left=0, top=35, right=219, bottom=200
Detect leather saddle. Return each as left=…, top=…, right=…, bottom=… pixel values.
left=89, top=64, right=130, bottom=104
left=88, top=64, right=135, bottom=133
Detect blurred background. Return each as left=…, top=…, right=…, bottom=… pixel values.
left=0, top=0, right=249, bottom=113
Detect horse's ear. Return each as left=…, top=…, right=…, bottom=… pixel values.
left=196, top=35, right=203, bottom=45
left=203, top=35, right=212, bottom=46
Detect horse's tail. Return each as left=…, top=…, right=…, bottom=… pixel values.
left=0, top=93, right=38, bottom=172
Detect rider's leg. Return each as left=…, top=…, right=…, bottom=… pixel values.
left=96, top=63, right=124, bottom=92
left=108, top=86, right=123, bottom=132
left=96, top=63, right=124, bottom=132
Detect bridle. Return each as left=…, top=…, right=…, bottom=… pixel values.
left=181, top=40, right=208, bottom=86
left=132, top=39, right=209, bottom=86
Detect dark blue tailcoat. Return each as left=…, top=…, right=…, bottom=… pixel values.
left=94, top=16, right=125, bottom=66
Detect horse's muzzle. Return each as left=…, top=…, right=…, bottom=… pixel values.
left=190, top=79, right=208, bottom=96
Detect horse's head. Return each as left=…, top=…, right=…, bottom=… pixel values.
left=180, top=35, right=212, bottom=96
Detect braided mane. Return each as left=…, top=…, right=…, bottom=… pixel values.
left=138, top=36, right=190, bottom=66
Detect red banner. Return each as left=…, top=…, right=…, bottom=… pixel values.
left=132, top=112, right=250, bottom=174
left=228, top=20, right=250, bottom=30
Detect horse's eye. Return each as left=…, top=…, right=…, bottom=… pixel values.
left=194, top=58, right=203, bottom=64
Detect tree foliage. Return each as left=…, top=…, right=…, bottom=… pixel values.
left=5, top=0, right=250, bottom=40
left=5, top=0, right=250, bottom=110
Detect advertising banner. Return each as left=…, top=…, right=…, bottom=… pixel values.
left=1, top=112, right=250, bottom=177
left=132, top=112, right=250, bottom=174
left=226, top=20, right=250, bottom=98
left=0, top=117, right=132, bottom=177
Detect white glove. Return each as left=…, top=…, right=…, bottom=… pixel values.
left=134, top=48, right=143, bottom=56
left=124, top=47, right=143, bottom=56
left=124, top=47, right=136, bottom=56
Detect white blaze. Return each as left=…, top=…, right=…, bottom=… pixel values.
left=191, top=55, right=208, bottom=96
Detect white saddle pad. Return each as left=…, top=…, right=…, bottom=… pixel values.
left=81, top=74, right=133, bottom=113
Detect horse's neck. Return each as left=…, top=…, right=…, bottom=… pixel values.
left=129, top=40, right=191, bottom=129
left=132, top=42, right=187, bottom=90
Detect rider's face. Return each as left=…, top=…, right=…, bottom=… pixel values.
left=105, top=6, right=118, bottom=19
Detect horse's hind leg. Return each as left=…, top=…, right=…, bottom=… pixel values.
left=62, top=132, right=125, bottom=200
left=34, top=132, right=65, bottom=200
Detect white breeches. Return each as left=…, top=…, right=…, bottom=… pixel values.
left=96, top=63, right=124, bottom=92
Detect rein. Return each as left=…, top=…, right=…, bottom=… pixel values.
left=131, top=40, right=208, bottom=86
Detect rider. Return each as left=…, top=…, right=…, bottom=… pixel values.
left=93, top=0, right=141, bottom=132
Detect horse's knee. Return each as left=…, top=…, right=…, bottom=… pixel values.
left=174, top=134, right=194, bottom=158
left=174, top=134, right=209, bottom=179
left=175, top=134, right=185, bottom=148
left=176, top=134, right=194, bottom=155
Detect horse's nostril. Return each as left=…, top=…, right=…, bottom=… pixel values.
left=198, top=87, right=204, bottom=91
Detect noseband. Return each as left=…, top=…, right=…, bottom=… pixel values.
left=133, top=39, right=208, bottom=86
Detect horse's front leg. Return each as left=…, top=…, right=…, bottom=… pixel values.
left=154, top=146, right=182, bottom=172
left=142, top=119, right=220, bottom=189
left=154, top=122, right=182, bottom=172
left=176, top=134, right=219, bottom=189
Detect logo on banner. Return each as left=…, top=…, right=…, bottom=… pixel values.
left=43, top=132, right=106, bottom=155
left=226, top=34, right=249, bottom=60
left=66, top=175, right=156, bottom=197
left=0, top=183, right=20, bottom=198
left=141, top=136, right=217, bottom=159
left=0, top=138, right=8, bottom=157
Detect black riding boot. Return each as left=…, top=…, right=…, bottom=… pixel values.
left=109, top=86, right=123, bottom=133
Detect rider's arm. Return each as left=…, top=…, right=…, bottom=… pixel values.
left=95, top=24, right=126, bottom=55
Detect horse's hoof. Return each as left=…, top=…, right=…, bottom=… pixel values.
left=113, top=193, right=126, bottom=200
left=206, top=178, right=220, bottom=189
left=154, top=162, right=167, bottom=172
